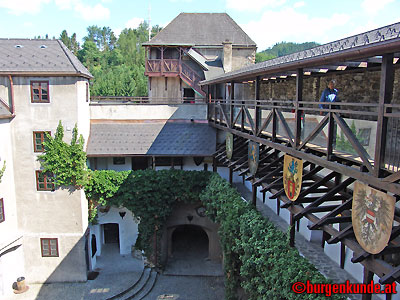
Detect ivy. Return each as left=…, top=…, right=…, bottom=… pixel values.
left=38, top=121, right=88, bottom=188
left=0, top=160, right=5, bottom=183
left=39, top=123, right=344, bottom=299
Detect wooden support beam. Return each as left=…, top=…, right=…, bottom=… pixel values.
left=290, top=212, right=296, bottom=247
left=210, top=123, right=400, bottom=195
left=374, top=53, right=394, bottom=177
left=333, top=113, right=374, bottom=173
left=362, top=268, right=374, bottom=300
left=327, top=225, right=353, bottom=244
left=295, top=68, right=303, bottom=148
left=308, top=198, right=352, bottom=230
left=295, top=177, right=355, bottom=220
left=255, top=76, right=261, bottom=136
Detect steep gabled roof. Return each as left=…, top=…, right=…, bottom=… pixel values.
left=0, top=39, right=92, bottom=78
left=143, top=13, right=256, bottom=47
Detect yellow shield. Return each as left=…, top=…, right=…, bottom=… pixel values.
left=352, top=182, right=395, bottom=254
left=283, top=155, right=303, bottom=201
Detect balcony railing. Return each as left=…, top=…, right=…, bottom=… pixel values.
left=145, top=59, right=180, bottom=74
left=208, top=98, right=400, bottom=174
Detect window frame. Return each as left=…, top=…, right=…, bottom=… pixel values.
left=40, top=238, right=59, bottom=257
left=35, top=170, right=54, bottom=191
left=0, top=198, right=4, bottom=223
left=33, top=131, right=51, bottom=153
left=31, top=81, right=50, bottom=103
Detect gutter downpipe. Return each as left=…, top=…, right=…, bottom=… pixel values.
left=8, top=75, right=15, bottom=116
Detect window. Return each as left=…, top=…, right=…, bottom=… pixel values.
left=33, top=131, right=50, bottom=152
left=40, top=238, right=59, bottom=257
left=0, top=198, right=4, bottom=223
left=36, top=170, right=54, bottom=191
left=113, top=157, right=125, bottom=165
left=31, top=81, right=49, bottom=103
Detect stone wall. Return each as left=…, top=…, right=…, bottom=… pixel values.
left=243, top=67, right=400, bottom=104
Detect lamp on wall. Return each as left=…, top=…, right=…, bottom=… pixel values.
left=119, top=211, right=126, bottom=219
left=187, top=215, right=193, bottom=222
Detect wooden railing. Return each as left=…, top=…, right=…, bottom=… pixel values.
left=208, top=98, right=400, bottom=179
left=145, top=58, right=205, bottom=97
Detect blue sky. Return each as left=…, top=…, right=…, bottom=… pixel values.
left=0, top=0, right=399, bottom=51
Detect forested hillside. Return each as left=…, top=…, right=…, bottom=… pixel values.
left=59, top=23, right=161, bottom=97
left=256, top=41, right=320, bottom=63
left=54, top=26, right=318, bottom=96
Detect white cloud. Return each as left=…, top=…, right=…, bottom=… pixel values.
left=241, top=8, right=351, bottom=50
left=54, top=0, right=74, bottom=10
left=361, top=0, right=394, bottom=14
left=74, top=2, right=110, bottom=21
left=0, top=0, right=50, bottom=15
left=226, top=0, right=286, bottom=12
left=126, top=17, right=145, bottom=29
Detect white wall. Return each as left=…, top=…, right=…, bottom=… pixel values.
left=91, top=207, right=139, bottom=258
left=90, top=103, right=208, bottom=121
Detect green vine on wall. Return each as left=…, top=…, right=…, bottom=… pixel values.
left=0, top=160, right=6, bottom=183
left=39, top=123, right=344, bottom=300
left=38, top=121, right=88, bottom=188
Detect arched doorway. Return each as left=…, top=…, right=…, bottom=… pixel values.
left=171, top=225, right=209, bottom=260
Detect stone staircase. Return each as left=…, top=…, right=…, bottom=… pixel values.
left=106, top=267, right=158, bottom=300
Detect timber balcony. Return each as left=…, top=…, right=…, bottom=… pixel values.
left=145, top=58, right=205, bottom=97
left=203, top=22, right=400, bottom=291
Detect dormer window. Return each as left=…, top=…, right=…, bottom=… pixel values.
left=31, top=81, right=50, bottom=103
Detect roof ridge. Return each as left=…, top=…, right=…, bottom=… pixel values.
left=56, top=39, right=80, bottom=74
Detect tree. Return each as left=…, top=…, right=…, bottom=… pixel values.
left=84, top=25, right=116, bottom=51
left=256, top=41, right=320, bottom=62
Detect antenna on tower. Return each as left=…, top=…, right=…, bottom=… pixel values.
left=148, top=1, right=151, bottom=41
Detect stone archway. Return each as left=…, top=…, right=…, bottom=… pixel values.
left=170, top=224, right=209, bottom=260
left=160, top=202, right=223, bottom=276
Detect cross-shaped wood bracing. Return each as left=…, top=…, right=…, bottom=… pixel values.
left=213, top=136, right=400, bottom=289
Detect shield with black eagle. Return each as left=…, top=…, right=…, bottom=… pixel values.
left=352, top=182, right=395, bottom=254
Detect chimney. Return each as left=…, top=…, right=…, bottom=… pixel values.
left=222, top=40, right=232, bottom=73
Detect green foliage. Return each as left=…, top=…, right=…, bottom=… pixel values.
left=85, top=169, right=343, bottom=299
left=38, top=121, right=87, bottom=188
left=60, top=30, right=80, bottom=54
left=256, top=41, right=320, bottom=63
left=0, top=160, right=5, bottom=183
left=200, top=173, right=344, bottom=300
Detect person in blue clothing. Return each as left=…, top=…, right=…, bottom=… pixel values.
left=319, top=79, right=339, bottom=115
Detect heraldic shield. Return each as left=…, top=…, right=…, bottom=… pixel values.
left=226, top=133, right=233, bottom=160
left=283, top=154, right=303, bottom=201
left=248, top=141, right=259, bottom=176
left=352, top=182, right=395, bottom=254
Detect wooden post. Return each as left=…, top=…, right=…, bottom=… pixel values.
left=374, top=53, right=394, bottom=177
left=255, top=76, right=261, bottom=136
left=362, top=267, right=374, bottom=300
left=290, top=212, right=295, bottom=247
left=340, top=242, right=345, bottom=269
left=229, top=167, right=233, bottom=185
left=230, top=81, right=235, bottom=128
left=160, top=47, right=164, bottom=75
left=295, top=68, right=303, bottom=148
left=213, top=156, right=217, bottom=172
left=252, top=183, right=257, bottom=206
left=327, top=112, right=335, bottom=160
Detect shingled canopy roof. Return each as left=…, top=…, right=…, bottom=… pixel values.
left=0, top=39, right=92, bottom=78
left=86, top=120, right=216, bottom=156
left=201, top=22, right=400, bottom=84
left=143, top=13, right=256, bottom=47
